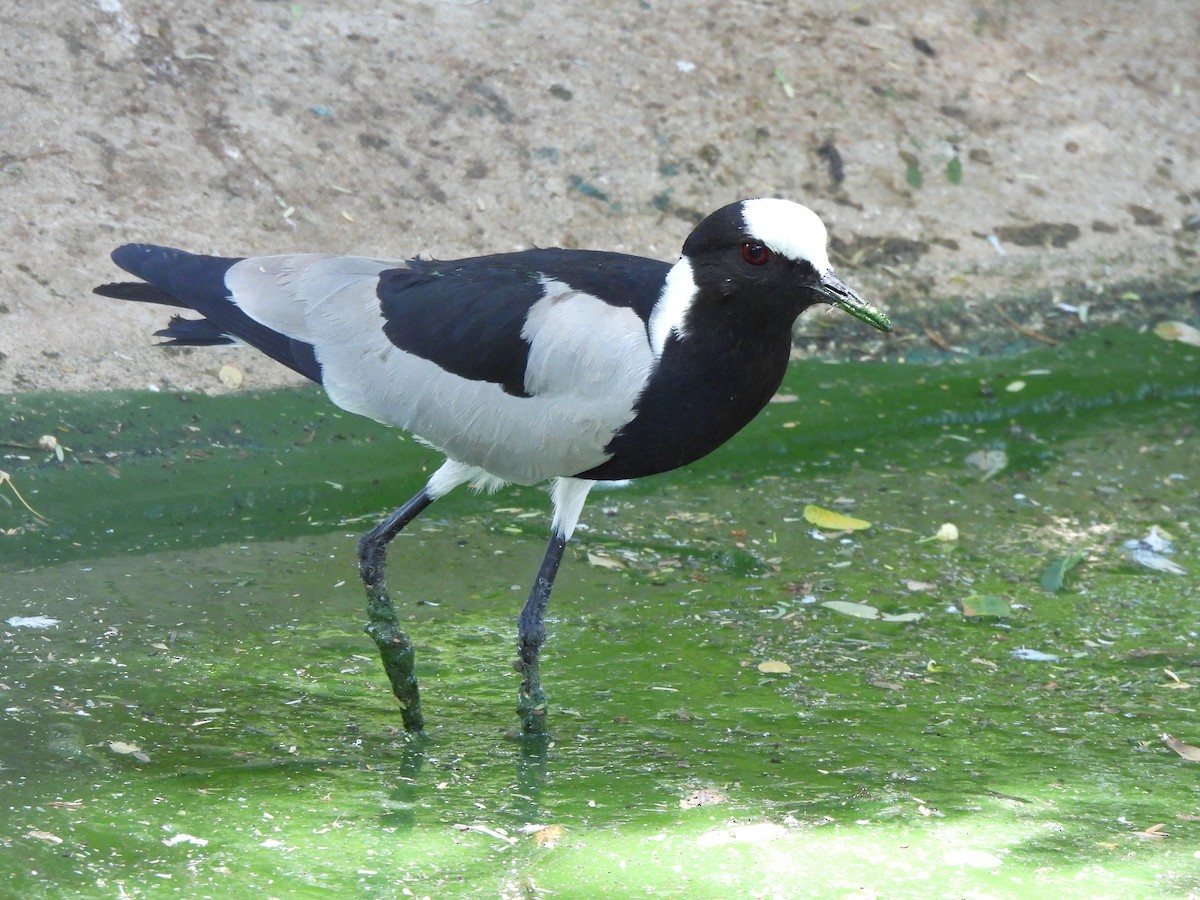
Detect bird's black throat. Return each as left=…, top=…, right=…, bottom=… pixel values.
left=579, top=303, right=794, bottom=481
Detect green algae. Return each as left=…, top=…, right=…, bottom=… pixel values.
left=1, top=326, right=1198, bottom=897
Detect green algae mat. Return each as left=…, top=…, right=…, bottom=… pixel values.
left=2, top=327, right=1198, bottom=897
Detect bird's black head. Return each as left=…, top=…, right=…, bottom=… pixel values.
left=677, top=198, right=891, bottom=333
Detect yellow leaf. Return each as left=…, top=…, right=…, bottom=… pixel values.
left=803, top=504, right=871, bottom=531
left=757, top=660, right=792, bottom=674
left=586, top=552, right=625, bottom=570
left=935, top=523, right=959, bottom=542
left=218, top=364, right=244, bottom=389
left=1162, top=733, right=1200, bottom=761
left=532, top=825, right=567, bottom=847
left=1154, top=321, right=1200, bottom=347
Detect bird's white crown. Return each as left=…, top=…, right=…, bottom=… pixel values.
left=741, top=198, right=832, bottom=273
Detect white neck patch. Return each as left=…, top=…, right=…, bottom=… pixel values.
left=647, top=258, right=697, bottom=356
left=740, top=198, right=832, bottom=273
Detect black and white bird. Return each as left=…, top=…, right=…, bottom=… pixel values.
left=94, top=198, right=891, bottom=735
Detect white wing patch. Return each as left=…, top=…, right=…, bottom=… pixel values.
left=740, top=198, right=832, bottom=272
left=523, top=278, right=654, bottom=398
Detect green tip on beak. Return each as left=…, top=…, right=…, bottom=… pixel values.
left=817, top=272, right=892, bottom=333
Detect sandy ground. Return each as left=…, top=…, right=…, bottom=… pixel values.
left=2, top=0, right=1198, bottom=395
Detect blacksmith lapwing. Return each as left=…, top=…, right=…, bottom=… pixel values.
left=94, top=198, right=891, bottom=735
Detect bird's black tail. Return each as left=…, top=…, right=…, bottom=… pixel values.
left=95, top=244, right=322, bottom=382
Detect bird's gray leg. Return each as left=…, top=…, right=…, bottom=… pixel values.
left=515, top=477, right=594, bottom=736
left=358, top=489, right=435, bottom=733
left=515, top=532, right=568, bottom=735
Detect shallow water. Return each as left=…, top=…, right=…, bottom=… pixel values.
left=2, top=328, right=1198, bottom=897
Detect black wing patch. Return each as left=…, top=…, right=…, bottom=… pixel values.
left=377, top=250, right=671, bottom=397
left=377, top=263, right=537, bottom=397
left=516, top=249, right=671, bottom=322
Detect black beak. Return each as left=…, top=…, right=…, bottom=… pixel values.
left=815, top=271, right=892, bottom=332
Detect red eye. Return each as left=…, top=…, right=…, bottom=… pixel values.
left=741, top=242, right=771, bottom=266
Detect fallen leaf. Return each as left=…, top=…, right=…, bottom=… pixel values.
left=962, top=594, right=1010, bottom=617
left=881, top=611, right=924, bottom=623
left=1162, top=734, right=1200, bottom=762
left=935, top=523, right=959, bottom=542
left=532, top=825, right=567, bottom=847
left=1154, top=321, right=1200, bottom=347
left=945, top=155, right=963, bottom=185
left=1040, top=552, right=1086, bottom=592
left=1133, top=823, right=1169, bottom=839
left=822, top=600, right=923, bottom=623
left=965, top=449, right=1008, bottom=480
left=38, top=434, right=66, bottom=462
left=822, top=600, right=881, bottom=619
left=772, top=69, right=795, bottom=100
left=163, top=833, right=210, bottom=847
left=218, top=364, right=244, bottom=389
left=586, top=552, right=625, bottom=570
left=680, top=789, right=727, bottom=809
left=904, top=579, right=938, bottom=591
left=109, top=740, right=151, bottom=762
left=900, top=151, right=923, bottom=189
left=803, top=505, right=871, bottom=531
left=1162, top=669, right=1193, bottom=689
left=26, top=830, right=63, bottom=845
left=756, top=660, right=792, bottom=674
left=1011, top=648, right=1059, bottom=662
